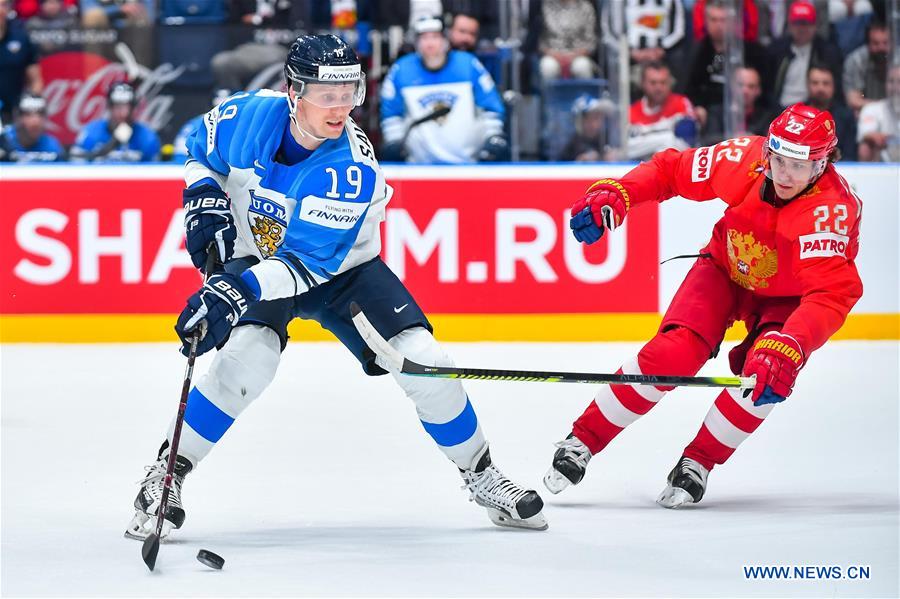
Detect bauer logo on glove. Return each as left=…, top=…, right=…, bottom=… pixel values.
left=175, top=272, right=253, bottom=356
left=182, top=184, right=236, bottom=271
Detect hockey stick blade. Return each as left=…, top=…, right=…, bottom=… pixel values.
left=349, top=302, right=406, bottom=371
left=142, top=533, right=160, bottom=571
left=350, top=303, right=755, bottom=390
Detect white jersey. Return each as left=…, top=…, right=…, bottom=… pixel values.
left=380, top=50, right=505, bottom=164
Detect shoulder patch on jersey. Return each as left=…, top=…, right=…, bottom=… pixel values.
left=691, top=145, right=714, bottom=182
left=798, top=232, right=849, bottom=260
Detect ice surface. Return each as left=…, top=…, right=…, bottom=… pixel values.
left=2, top=341, right=897, bottom=597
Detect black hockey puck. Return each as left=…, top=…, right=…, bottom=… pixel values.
left=196, top=549, right=225, bottom=570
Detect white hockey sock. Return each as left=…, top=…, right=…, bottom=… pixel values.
left=168, top=325, right=281, bottom=465
left=387, top=327, right=486, bottom=468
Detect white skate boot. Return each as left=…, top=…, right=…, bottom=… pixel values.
left=543, top=434, right=592, bottom=494
left=656, top=456, right=709, bottom=508
left=124, top=442, right=193, bottom=540
left=460, top=444, right=548, bottom=530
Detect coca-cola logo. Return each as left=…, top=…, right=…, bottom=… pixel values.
left=40, top=50, right=184, bottom=145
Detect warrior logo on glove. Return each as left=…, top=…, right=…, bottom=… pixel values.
left=743, top=331, right=805, bottom=406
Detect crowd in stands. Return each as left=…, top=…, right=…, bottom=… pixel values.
left=0, top=0, right=897, bottom=164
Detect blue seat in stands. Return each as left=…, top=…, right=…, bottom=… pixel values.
left=156, top=25, right=227, bottom=88
left=159, top=0, right=226, bottom=24
left=541, top=78, right=609, bottom=161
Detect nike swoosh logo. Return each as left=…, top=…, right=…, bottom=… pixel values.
left=253, top=159, right=265, bottom=170
left=394, top=304, right=409, bottom=313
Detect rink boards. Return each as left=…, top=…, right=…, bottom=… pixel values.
left=1, top=163, right=897, bottom=342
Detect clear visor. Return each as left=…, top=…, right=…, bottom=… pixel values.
left=292, top=78, right=366, bottom=108
left=764, top=148, right=823, bottom=185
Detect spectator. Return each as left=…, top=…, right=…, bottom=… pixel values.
left=80, top=0, right=153, bottom=28
left=627, top=61, right=697, bottom=160
left=806, top=65, right=857, bottom=159
left=25, top=0, right=77, bottom=30
left=209, top=0, right=301, bottom=91
left=380, top=15, right=507, bottom=163
left=770, top=1, right=843, bottom=110
left=0, top=0, right=42, bottom=123
left=0, top=92, right=64, bottom=161
left=13, top=0, right=77, bottom=19
left=601, top=0, right=687, bottom=92
left=70, top=81, right=161, bottom=162
left=828, top=0, right=873, bottom=22
left=857, top=63, right=900, bottom=162
left=538, top=0, right=598, bottom=81
left=171, top=88, right=231, bottom=163
left=560, top=92, right=616, bottom=162
left=447, top=11, right=479, bottom=52
left=828, top=0, right=874, bottom=57
left=691, top=0, right=759, bottom=43
left=682, top=0, right=769, bottom=122
left=843, top=20, right=890, bottom=114
left=443, top=0, right=500, bottom=41
left=701, top=65, right=775, bottom=145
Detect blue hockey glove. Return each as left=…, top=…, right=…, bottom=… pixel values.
left=175, top=272, right=253, bottom=356
left=380, top=141, right=407, bottom=162
left=478, top=135, right=510, bottom=162
left=183, top=184, right=236, bottom=271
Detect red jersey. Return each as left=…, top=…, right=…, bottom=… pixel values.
left=627, top=94, right=696, bottom=160
left=619, top=135, right=863, bottom=353
left=628, top=93, right=694, bottom=129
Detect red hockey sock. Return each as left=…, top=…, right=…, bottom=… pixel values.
left=572, top=327, right=711, bottom=454
left=683, top=387, right=777, bottom=470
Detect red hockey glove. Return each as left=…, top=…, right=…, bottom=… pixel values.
left=743, top=331, right=805, bottom=406
left=569, top=179, right=630, bottom=245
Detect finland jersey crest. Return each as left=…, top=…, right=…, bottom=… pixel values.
left=248, top=189, right=289, bottom=257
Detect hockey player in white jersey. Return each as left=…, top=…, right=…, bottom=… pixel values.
left=125, top=35, right=546, bottom=540
left=379, top=16, right=509, bottom=164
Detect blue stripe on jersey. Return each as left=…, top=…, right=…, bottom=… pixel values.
left=420, top=398, right=478, bottom=447
left=184, top=387, right=234, bottom=442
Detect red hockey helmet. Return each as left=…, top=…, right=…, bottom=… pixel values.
left=764, top=103, right=837, bottom=185
left=765, top=103, right=838, bottom=161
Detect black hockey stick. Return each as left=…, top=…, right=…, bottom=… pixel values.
left=349, top=303, right=755, bottom=390
left=401, top=105, right=452, bottom=146
left=142, top=247, right=219, bottom=571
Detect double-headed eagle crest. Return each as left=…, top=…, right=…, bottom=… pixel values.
left=726, top=229, right=778, bottom=290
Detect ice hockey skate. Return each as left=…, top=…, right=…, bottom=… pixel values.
left=543, top=434, right=592, bottom=494
left=656, top=456, right=709, bottom=508
left=460, top=445, right=547, bottom=530
left=124, top=443, right=193, bottom=540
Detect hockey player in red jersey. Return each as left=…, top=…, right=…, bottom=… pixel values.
left=544, top=103, right=863, bottom=508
